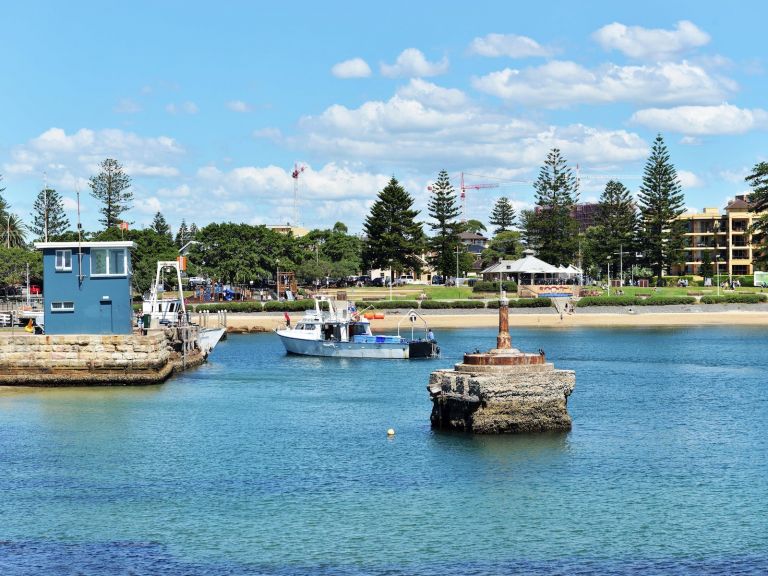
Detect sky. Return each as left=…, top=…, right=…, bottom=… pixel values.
left=1, top=1, right=767, bottom=235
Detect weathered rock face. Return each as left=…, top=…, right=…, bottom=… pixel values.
left=0, top=330, right=204, bottom=386
left=428, top=299, right=575, bottom=434
left=428, top=361, right=575, bottom=433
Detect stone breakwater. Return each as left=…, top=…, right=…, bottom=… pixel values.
left=0, top=330, right=205, bottom=386
left=428, top=360, right=575, bottom=433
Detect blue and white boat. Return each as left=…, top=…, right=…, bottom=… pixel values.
left=275, top=296, right=438, bottom=359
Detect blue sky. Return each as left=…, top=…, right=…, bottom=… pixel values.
left=2, top=1, right=766, bottom=234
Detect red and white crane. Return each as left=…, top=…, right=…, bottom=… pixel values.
left=459, top=172, right=499, bottom=221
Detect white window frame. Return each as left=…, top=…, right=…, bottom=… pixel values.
left=51, top=301, right=75, bottom=312
left=55, top=249, right=72, bottom=272
left=90, top=248, right=127, bottom=277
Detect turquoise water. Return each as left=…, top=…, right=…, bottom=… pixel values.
left=1, top=327, right=767, bottom=575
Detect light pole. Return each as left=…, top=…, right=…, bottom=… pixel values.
left=606, top=257, right=611, bottom=296
left=276, top=258, right=280, bottom=299
left=388, top=261, right=393, bottom=301
left=715, top=254, right=720, bottom=296
left=455, top=244, right=460, bottom=287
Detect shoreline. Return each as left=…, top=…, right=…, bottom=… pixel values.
left=224, top=304, right=768, bottom=331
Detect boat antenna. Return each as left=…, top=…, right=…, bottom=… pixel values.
left=76, top=183, right=84, bottom=284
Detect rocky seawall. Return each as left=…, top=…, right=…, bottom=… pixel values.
left=428, top=362, right=575, bottom=433
left=0, top=330, right=205, bottom=386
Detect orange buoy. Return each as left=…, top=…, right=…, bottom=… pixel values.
left=374, top=313, right=385, bottom=319
left=363, top=312, right=375, bottom=319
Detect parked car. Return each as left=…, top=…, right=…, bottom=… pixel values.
left=395, top=275, right=415, bottom=286
left=431, top=275, right=443, bottom=285
left=187, top=276, right=208, bottom=288
left=370, top=277, right=391, bottom=287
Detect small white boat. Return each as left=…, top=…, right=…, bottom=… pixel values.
left=143, top=261, right=226, bottom=355
left=275, top=296, right=438, bottom=359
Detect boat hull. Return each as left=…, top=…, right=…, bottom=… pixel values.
left=277, top=332, right=410, bottom=359
left=198, top=328, right=226, bottom=354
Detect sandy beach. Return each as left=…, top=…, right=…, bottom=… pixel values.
left=224, top=304, right=768, bottom=332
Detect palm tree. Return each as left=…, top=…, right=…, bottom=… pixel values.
left=1, top=212, right=27, bottom=248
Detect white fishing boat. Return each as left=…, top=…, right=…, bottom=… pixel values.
left=275, top=295, right=439, bottom=359
left=143, top=261, right=226, bottom=355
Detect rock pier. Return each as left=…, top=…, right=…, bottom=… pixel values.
left=428, top=297, right=575, bottom=433
left=0, top=328, right=206, bottom=386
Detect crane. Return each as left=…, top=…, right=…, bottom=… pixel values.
left=291, top=163, right=305, bottom=226
left=459, top=172, right=499, bottom=221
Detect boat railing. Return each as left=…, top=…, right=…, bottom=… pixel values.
left=396, top=309, right=430, bottom=341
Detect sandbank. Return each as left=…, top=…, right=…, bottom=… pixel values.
left=224, top=305, right=768, bottom=332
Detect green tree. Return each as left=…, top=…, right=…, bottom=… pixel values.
left=175, top=220, right=190, bottom=248
left=746, top=161, right=768, bottom=268
left=189, top=222, right=199, bottom=238
left=481, top=230, right=523, bottom=266
left=636, top=135, right=686, bottom=280
left=426, top=170, right=463, bottom=279
left=699, top=250, right=713, bottom=278
left=150, top=211, right=172, bottom=239
left=588, top=180, right=638, bottom=277
left=464, top=219, right=487, bottom=234
left=89, top=158, right=133, bottom=229
left=190, top=223, right=294, bottom=284
left=524, top=148, right=579, bottom=265
left=0, top=183, right=27, bottom=248
left=362, top=177, right=425, bottom=279
left=0, top=247, right=42, bottom=286
left=30, top=188, right=70, bottom=242
left=489, top=197, right=516, bottom=234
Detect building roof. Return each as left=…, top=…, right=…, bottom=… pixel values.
left=726, top=197, right=751, bottom=211
left=458, top=231, right=488, bottom=241
left=481, top=250, right=561, bottom=274
left=35, top=241, right=136, bottom=250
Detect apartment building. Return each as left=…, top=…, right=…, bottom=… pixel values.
left=675, top=195, right=763, bottom=276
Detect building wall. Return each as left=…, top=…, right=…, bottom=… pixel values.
left=42, top=247, right=134, bottom=335
left=675, top=201, right=763, bottom=277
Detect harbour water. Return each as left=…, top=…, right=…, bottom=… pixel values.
left=1, top=326, right=767, bottom=575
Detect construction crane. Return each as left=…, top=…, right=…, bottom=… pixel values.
left=291, top=163, right=305, bottom=226
left=459, top=172, right=499, bottom=221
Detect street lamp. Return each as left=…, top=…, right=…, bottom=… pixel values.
left=606, top=257, right=611, bottom=296
left=388, top=260, right=393, bottom=301
left=455, top=244, right=460, bottom=287
left=715, top=253, right=720, bottom=296
left=276, top=258, right=280, bottom=299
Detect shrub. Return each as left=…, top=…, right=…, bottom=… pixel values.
left=369, top=300, right=420, bottom=310
left=487, top=298, right=551, bottom=308
left=700, top=293, right=767, bottom=304
left=472, top=280, right=518, bottom=293
left=449, top=300, right=486, bottom=309
left=262, top=300, right=318, bottom=312
left=575, top=296, right=696, bottom=307
left=193, top=301, right=265, bottom=313
left=419, top=300, right=453, bottom=309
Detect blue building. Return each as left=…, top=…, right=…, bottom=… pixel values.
left=34, top=241, right=136, bottom=335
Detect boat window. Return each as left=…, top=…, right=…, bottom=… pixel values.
left=304, top=324, right=316, bottom=330
left=295, top=323, right=305, bottom=330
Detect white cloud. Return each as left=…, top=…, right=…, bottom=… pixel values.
left=157, top=184, right=192, bottom=198
left=678, top=170, right=704, bottom=188
left=296, top=93, right=647, bottom=168
left=2, top=127, right=184, bottom=195
left=136, top=197, right=163, bottom=214
left=227, top=100, right=252, bottom=113
left=593, top=20, right=710, bottom=60
left=331, top=58, right=372, bottom=78
left=381, top=48, right=449, bottom=78
left=166, top=101, right=199, bottom=114
left=472, top=60, right=734, bottom=107
left=469, top=33, right=552, bottom=58
left=114, top=98, right=142, bottom=113
left=396, top=79, right=468, bottom=110
left=631, top=103, right=768, bottom=135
